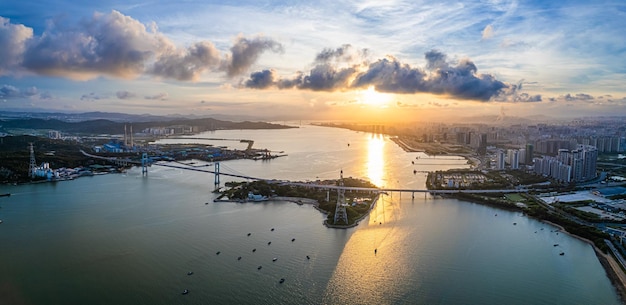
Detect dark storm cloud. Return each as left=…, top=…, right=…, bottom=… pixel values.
left=0, top=84, right=38, bottom=99
left=116, top=90, right=137, bottom=99
left=222, top=36, right=283, bottom=78
left=243, top=48, right=514, bottom=102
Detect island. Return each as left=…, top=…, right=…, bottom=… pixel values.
left=214, top=178, right=380, bottom=228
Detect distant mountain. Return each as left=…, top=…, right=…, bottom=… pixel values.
left=0, top=117, right=294, bottom=135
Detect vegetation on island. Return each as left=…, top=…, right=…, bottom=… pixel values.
left=216, top=178, right=379, bottom=227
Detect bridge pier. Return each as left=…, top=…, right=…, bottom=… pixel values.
left=214, top=162, right=220, bottom=186
left=141, top=153, right=148, bottom=176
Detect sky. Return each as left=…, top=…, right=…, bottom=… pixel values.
left=1, top=0, right=625, bottom=121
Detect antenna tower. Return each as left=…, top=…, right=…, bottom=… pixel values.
left=333, top=170, right=348, bottom=224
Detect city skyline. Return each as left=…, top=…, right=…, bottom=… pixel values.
left=1, top=0, right=625, bottom=120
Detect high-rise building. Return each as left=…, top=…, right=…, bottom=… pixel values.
left=496, top=150, right=506, bottom=170
left=525, top=144, right=534, bottom=164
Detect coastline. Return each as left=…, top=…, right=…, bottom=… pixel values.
left=390, top=138, right=626, bottom=302
left=542, top=220, right=626, bottom=303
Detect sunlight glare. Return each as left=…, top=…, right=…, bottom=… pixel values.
left=367, top=136, right=386, bottom=187
left=361, top=86, right=392, bottom=107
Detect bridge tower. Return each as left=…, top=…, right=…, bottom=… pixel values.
left=29, top=143, right=37, bottom=178
left=141, top=153, right=148, bottom=176
left=214, top=162, right=220, bottom=186
left=333, top=170, right=348, bottom=224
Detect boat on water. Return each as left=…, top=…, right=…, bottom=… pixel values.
left=181, top=289, right=189, bottom=295
left=252, top=248, right=256, bottom=252
left=247, top=233, right=251, bottom=236
left=279, top=278, right=285, bottom=284
left=271, top=228, right=275, bottom=231
left=216, top=251, right=221, bottom=255
left=291, top=238, right=295, bottom=242
left=0, top=193, right=10, bottom=197
left=257, top=266, right=262, bottom=270
left=306, top=255, right=310, bottom=260
left=553, top=244, right=559, bottom=247
left=272, top=258, right=277, bottom=262
left=560, top=252, right=565, bottom=256
left=238, top=256, right=242, bottom=260
left=268, top=241, right=271, bottom=245
left=187, top=271, right=193, bottom=275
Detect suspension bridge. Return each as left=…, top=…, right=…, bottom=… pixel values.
left=81, top=150, right=530, bottom=196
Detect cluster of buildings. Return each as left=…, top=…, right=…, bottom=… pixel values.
left=533, top=145, right=598, bottom=183
left=32, top=162, right=94, bottom=181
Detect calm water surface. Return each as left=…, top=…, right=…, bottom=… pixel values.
left=0, top=125, right=620, bottom=304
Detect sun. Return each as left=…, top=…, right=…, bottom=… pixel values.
left=360, top=86, right=392, bottom=107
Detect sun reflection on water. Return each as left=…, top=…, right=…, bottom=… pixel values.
left=366, top=135, right=386, bottom=187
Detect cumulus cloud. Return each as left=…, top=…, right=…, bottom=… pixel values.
left=0, top=11, right=279, bottom=81
left=0, top=84, right=39, bottom=99
left=481, top=25, right=494, bottom=40
left=144, top=92, right=168, bottom=100
left=22, top=11, right=168, bottom=80
left=116, top=90, right=136, bottom=99
left=150, top=41, right=221, bottom=81
left=243, top=48, right=515, bottom=102
left=221, top=36, right=284, bottom=78
left=0, top=17, right=33, bottom=73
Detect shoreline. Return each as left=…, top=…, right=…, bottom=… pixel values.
left=541, top=220, right=626, bottom=303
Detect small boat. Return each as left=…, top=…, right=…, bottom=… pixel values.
left=271, top=228, right=275, bottom=231
left=553, top=244, right=559, bottom=247
left=291, top=238, right=295, bottom=242
left=374, top=249, right=377, bottom=254
left=306, top=255, right=310, bottom=260
left=413, top=170, right=417, bottom=174
left=279, top=278, right=285, bottom=284
left=216, top=251, right=221, bottom=255
left=205, top=202, right=209, bottom=205
left=268, top=241, right=271, bottom=245
left=272, top=258, right=277, bottom=262
left=187, top=271, right=193, bottom=275
left=238, top=256, right=242, bottom=260
left=252, top=248, right=256, bottom=252
left=257, top=266, right=262, bottom=270
left=247, top=233, right=251, bottom=236
left=513, top=223, right=517, bottom=225
left=560, top=252, right=565, bottom=256
left=181, top=289, right=189, bottom=295
left=0, top=220, right=3, bottom=224
left=495, top=214, right=497, bottom=216
left=0, top=193, right=10, bottom=197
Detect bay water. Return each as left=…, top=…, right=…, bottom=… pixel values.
left=0, top=125, right=620, bottom=304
